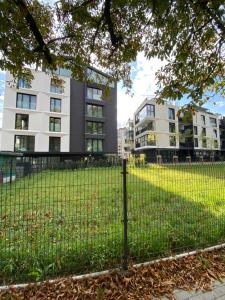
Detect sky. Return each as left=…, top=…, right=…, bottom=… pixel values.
left=0, top=54, right=224, bottom=128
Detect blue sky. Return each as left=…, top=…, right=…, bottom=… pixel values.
left=0, top=54, right=224, bottom=128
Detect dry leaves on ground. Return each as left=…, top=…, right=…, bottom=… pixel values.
left=1, top=249, right=225, bottom=300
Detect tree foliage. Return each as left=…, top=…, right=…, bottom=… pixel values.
left=0, top=0, right=224, bottom=104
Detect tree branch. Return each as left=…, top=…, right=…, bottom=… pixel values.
left=13, top=0, right=53, bottom=64
left=103, top=0, right=122, bottom=47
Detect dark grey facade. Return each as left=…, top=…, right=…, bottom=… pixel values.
left=70, top=67, right=117, bottom=154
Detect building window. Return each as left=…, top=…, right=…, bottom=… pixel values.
left=50, top=78, right=64, bottom=94
left=87, top=87, right=103, bottom=101
left=135, top=134, right=156, bottom=147
left=86, top=104, right=103, bottom=117
left=14, top=135, right=35, bottom=152
left=135, top=104, right=155, bottom=124
left=169, top=135, right=176, bottom=147
left=214, top=140, right=218, bottom=149
left=49, top=117, right=61, bottom=132
left=16, top=93, right=36, bottom=110
left=202, top=138, right=207, bottom=148
left=50, top=98, right=61, bottom=113
left=169, top=122, right=175, bottom=133
left=86, top=121, right=103, bottom=134
left=17, top=78, right=31, bottom=89
left=194, top=126, right=198, bottom=135
left=86, top=139, right=103, bottom=152
left=210, top=117, right=217, bottom=127
left=194, top=138, right=199, bottom=147
left=136, top=121, right=155, bottom=135
left=168, top=108, right=175, bottom=120
left=213, top=129, right=217, bottom=138
left=201, top=115, right=206, bottom=125
left=202, top=127, right=206, bottom=136
left=87, top=68, right=115, bottom=88
left=15, top=114, right=29, bottom=130
left=49, top=137, right=60, bottom=152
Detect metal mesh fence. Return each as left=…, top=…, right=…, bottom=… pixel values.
left=0, top=157, right=123, bottom=283
left=1, top=155, right=225, bottom=283
left=127, top=161, right=225, bottom=263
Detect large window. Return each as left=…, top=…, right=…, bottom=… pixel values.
left=50, top=98, right=61, bottom=113
left=16, top=93, right=36, bottom=110
left=202, top=138, right=207, bottom=148
left=15, top=114, right=29, bottom=130
left=87, top=68, right=115, bottom=88
left=49, top=137, right=60, bottom=152
left=49, top=117, right=61, bottom=132
left=168, top=108, right=175, bottom=120
left=86, top=104, right=103, bottom=118
left=202, top=127, right=206, bottom=136
left=86, top=139, right=103, bottom=152
left=169, top=122, right=175, bottom=133
left=210, top=117, right=217, bottom=127
left=169, top=136, right=176, bottom=147
left=201, top=115, right=206, bottom=125
left=214, top=140, right=218, bottom=148
left=135, top=104, right=155, bottom=124
left=86, top=121, right=103, bottom=134
left=14, top=135, right=35, bottom=152
left=87, top=87, right=103, bottom=101
left=135, top=134, right=156, bottom=147
left=194, top=138, right=199, bottom=147
left=50, top=78, right=64, bottom=94
left=213, top=129, right=218, bottom=138
left=17, top=78, right=31, bottom=89
left=194, top=126, right=198, bottom=135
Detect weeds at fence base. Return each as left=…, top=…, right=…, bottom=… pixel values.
left=2, top=249, right=225, bottom=299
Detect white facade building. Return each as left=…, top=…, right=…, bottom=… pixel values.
left=0, top=70, right=70, bottom=152
left=192, top=108, right=220, bottom=151
left=134, top=99, right=179, bottom=151
left=133, top=98, right=221, bottom=161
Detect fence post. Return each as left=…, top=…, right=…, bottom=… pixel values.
left=9, top=159, right=13, bottom=185
left=122, top=159, right=128, bottom=270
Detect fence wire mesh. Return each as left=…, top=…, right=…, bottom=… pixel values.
left=0, top=157, right=123, bottom=283
left=1, top=155, right=225, bottom=284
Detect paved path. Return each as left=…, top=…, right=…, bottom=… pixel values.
left=161, top=279, right=225, bottom=299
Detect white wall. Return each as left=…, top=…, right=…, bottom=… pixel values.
left=0, top=70, right=70, bottom=152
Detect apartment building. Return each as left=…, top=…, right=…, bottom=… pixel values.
left=117, top=119, right=134, bottom=158
left=134, top=98, right=221, bottom=161
left=179, top=107, right=221, bottom=158
left=134, top=99, right=179, bottom=160
left=0, top=67, right=117, bottom=154
left=117, top=127, right=126, bottom=158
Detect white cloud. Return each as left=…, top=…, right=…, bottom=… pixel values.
left=117, top=53, right=165, bottom=127
left=0, top=70, right=5, bottom=75
left=0, top=95, right=4, bottom=101
left=214, top=101, right=225, bottom=108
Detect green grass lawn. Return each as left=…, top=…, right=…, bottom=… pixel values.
left=1, top=162, right=225, bottom=283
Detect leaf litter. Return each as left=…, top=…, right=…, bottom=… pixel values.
left=1, top=249, right=225, bottom=299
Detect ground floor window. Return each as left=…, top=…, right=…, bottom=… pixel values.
left=14, top=135, right=35, bottom=152
left=86, top=139, right=103, bottom=152
left=49, top=137, right=61, bottom=152
left=194, top=138, right=198, bottom=148
left=169, top=135, right=176, bottom=147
